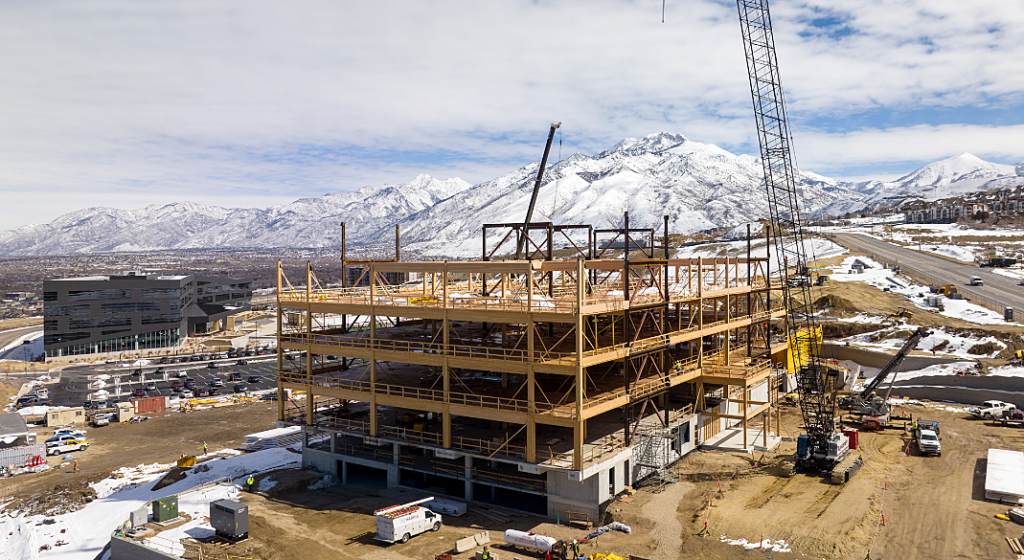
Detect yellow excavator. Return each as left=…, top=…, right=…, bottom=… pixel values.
left=891, top=306, right=913, bottom=320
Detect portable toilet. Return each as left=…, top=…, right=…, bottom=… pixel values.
left=1005, top=307, right=1014, bottom=322
left=152, top=495, right=179, bottom=522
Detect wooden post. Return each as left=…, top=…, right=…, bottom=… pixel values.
left=574, top=257, right=585, bottom=471
left=306, top=262, right=314, bottom=426
left=369, top=261, right=378, bottom=437
left=276, top=260, right=285, bottom=420
left=742, top=380, right=748, bottom=450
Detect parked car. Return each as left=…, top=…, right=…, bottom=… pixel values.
left=92, top=413, right=110, bottom=428
left=210, top=378, right=224, bottom=387
left=154, top=367, right=165, bottom=375
left=131, top=369, right=142, bottom=377
left=172, top=385, right=184, bottom=393
left=180, top=390, right=194, bottom=399
left=158, top=357, right=169, bottom=364
left=247, top=376, right=261, bottom=384
left=207, top=363, right=219, bottom=369
left=243, top=349, right=255, bottom=357
left=93, top=400, right=108, bottom=409
left=145, top=382, right=157, bottom=391
left=208, top=387, right=220, bottom=396
left=196, top=388, right=210, bottom=397
left=170, top=380, right=181, bottom=388
left=46, top=433, right=79, bottom=444
left=82, top=401, right=95, bottom=410
left=184, top=379, right=197, bottom=388
left=235, top=359, right=248, bottom=366
left=233, top=383, right=248, bottom=393
left=177, top=370, right=189, bottom=378
left=190, top=354, right=203, bottom=362
left=132, top=388, right=145, bottom=397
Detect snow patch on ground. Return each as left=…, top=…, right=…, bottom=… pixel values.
left=0, top=447, right=301, bottom=559
left=841, top=324, right=1004, bottom=359
left=720, top=535, right=793, bottom=553
left=827, top=256, right=1014, bottom=325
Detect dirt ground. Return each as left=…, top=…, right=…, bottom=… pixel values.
left=0, top=401, right=279, bottom=508
left=153, top=403, right=1024, bottom=560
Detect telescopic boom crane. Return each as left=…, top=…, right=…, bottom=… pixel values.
left=516, top=122, right=561, bottom=260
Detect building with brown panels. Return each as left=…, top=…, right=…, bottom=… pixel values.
left=274, top=223, right=788, bottom=519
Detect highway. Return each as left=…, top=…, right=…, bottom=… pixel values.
left=0, top=325, right=42, bottom=359
left=834, top=233, right=1024, bottom=314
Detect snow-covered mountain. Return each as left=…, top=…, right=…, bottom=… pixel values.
left=0, top=175, right=472, bottom=255
left=392, top=133, right=850, bottom=256
left=0, top=134, right=1020, bottom=257
left=817, top=153, right=1023, bottom=217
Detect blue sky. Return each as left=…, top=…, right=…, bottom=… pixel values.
left=1, top=0, right=1022, bottom=229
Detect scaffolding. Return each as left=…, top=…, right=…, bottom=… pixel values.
left=275, top=218, right=788, bottom=472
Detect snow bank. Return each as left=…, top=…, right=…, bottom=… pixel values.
left=828, top=255, right=1014, bottom=325
left=0, top=447, right=301, bottom=559
left=719, top=535, right=793, bottom=553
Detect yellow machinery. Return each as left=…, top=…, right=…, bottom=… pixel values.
left=176, top=455, right=197, bottom=468
left=892, top=306, right=913, bottom=320
left=935, top=284, right=960, bottom=297
left=1012, top=350, right=1024, bottom=366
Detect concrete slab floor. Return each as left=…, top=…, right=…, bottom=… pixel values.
left=700, top=426, right=780, bottom=453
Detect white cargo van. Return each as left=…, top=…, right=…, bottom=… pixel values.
left=374, top=497, right=442, bottom=544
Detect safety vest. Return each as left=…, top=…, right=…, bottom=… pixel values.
left=247, top=477, right=255, bottom=485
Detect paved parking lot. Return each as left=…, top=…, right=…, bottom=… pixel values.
left=47, top=353, right=289, bottom=407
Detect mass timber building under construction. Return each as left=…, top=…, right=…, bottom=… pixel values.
left=275, top=221, right=789, bottom=519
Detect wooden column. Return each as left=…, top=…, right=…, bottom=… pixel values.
left=305, top=262, right=315, bottom=426
left=573, top=258, right=585, bottom=471
left=276, top=260, right=285, bottom=420
left=742, top=379, right=748, bottom=450
left=527, top=311, right=537, bottom=462
left=369, top=261, right=378, bottom=436
left=442, top=261, right=451, bottom=448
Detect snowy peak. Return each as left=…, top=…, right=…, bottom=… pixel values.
left=896, top=152, right=1015, bottom=187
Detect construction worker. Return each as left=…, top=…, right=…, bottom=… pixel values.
left=203, top=441, right=208, bottom=455
left=481, top=546, right=491, bottom=560
left=72, top=460, right=79, bottom=473
left=246, top=475, right=255, bottom=492
left=571, top=540, right=579, bottom=558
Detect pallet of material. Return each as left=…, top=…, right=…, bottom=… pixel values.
left=985, top=449, right=1024, bottom=505
left=243, top=426, right=302, bottom=450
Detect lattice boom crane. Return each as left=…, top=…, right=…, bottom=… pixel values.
left=735, top=0, right=858, bottom=480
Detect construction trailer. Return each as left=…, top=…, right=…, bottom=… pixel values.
left=275, top=220, right=789, bottom=519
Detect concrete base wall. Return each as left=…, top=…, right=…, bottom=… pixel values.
left=891, top=374, right=1024, bottom=409
left=822, top=343, right=962, bottom=370
left=109, top=536, right=179, bottom=560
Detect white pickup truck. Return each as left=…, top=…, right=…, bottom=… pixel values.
left=970, top=400, right=1017, bottom=419
left=914, top=420, right=942, bottom=456
left=46, top=438, right=89, bottom=456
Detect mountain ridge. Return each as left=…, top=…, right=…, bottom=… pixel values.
left=1, top=135, right=1020, bottom=257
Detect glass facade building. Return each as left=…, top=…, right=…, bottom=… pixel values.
left=43, top=272, right=251, bottom=358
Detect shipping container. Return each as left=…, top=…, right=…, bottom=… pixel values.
left=132, top=396, right=166, bottom=414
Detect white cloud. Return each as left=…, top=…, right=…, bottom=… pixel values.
left=0, top=0, right=1022, bottom=230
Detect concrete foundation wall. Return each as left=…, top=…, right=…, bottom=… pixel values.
left=109, top=536, right=179, bottom=560
left=889, top=374, right=1024, bottom=408
left=822, top=343, right=962, bottom=370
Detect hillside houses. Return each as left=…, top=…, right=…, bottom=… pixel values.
left=903, top=186, right=1024, bottom=224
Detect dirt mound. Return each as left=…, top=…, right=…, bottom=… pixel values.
left=968, top=341, right=999, bottom=355
left=813, top=294, right=860, bottom=313
left=9, top=481, right=96, bottom=516
left=821, top=321, right=885, bottom=339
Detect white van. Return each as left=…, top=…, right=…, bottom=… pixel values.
left=374, top=497, right=442, bottom=544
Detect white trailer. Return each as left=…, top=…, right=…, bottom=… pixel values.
left=374, top=496, right=443, bottom=544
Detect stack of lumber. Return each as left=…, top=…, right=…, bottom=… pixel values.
left=243, top=426, right=302, bottom=450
